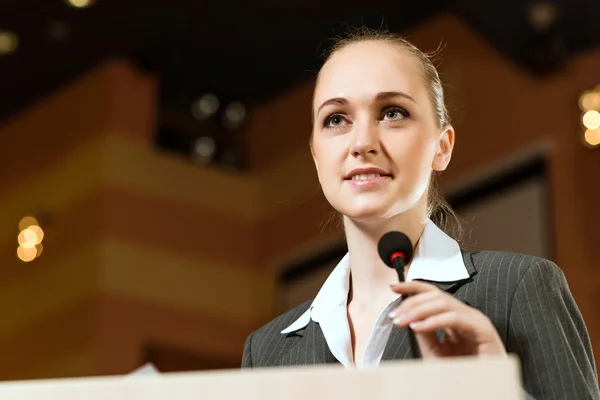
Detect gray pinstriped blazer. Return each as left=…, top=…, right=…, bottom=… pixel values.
left=242, top=250, right=600, bottom=399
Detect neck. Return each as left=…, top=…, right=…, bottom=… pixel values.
left=345, top=209, right=426, bottom=306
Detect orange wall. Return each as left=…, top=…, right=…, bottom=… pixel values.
left=0, top=62, right=279, bottom=379
left=0, top=13, right=598, bottom=380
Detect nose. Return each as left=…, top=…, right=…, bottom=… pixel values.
left=350, top=122, right=380, bottom=158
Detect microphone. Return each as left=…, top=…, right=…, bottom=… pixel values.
left=378, top=231, right=414, bottom=281
left=378, top=231, right=421, bottom=359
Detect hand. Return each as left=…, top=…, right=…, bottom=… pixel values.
left=388, top=281, right=506, bottom=358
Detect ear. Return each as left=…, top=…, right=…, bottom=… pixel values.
left=432, top=125, right=455, bottom=172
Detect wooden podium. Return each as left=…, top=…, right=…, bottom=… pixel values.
left=0, top=356, right=523, bottom=399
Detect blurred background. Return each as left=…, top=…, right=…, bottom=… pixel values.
left=0, top=0, right=599, bottom=381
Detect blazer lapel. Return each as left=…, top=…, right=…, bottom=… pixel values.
left=381, top=326, right=411, bottom=361
left=382, top=250, right=477, bottom=361
left=275, top=320, right=338, bottom=366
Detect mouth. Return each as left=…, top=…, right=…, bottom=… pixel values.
left=345, top=168, right=392, bottom=181
left=349, top=173, right=388, bottom=181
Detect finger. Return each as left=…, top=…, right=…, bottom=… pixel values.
left=411, top=314, right=507, bottom=356
left=413, top=330, right=442, bottom=354
left=408, top=311, right=476, bottom=335
left=403, top=292, right=440, bottom=308
left=390, top=280, right=437, bottom=296
left=388, top=291, right=439, bottom=319
left=391, top=298, right=451, bottom=327
left=444, top=328, right=461, bottom=343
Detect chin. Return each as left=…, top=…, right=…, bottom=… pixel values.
left=333, top=194, right=421, bottom=225
left=338, top=202, right=400, bottom=223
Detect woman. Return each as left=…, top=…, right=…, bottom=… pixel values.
left=241, top=28, right=599, bottom=399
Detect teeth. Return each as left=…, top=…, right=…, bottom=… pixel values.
left=352, top=173, right=381, bottom=181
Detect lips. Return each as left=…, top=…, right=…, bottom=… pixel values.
left=345, top=168, right=392, bottom=181
left=351, top=173, right=384, bottom=181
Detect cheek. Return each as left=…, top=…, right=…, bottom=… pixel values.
left=391, top=132, right=436, bottom=168
left=388, top=135, right=437, bottom=195
left=312, top=143, right=335, bottom=185
left=312, top=138, right=343, bottom=171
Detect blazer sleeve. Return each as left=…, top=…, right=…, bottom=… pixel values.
left=507, top=259, right=599, bottom=399
left=241, top=331, right=254, bottom=368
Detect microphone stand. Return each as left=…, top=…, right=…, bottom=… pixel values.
left=392, top=257, right=422, bottom=359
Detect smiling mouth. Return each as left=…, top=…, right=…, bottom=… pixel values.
left=351, top=173, right=384, bottom=181
left=346, top=173, right=392, bottom=181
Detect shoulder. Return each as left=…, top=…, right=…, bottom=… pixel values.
left=458, top=250, right=572, bottom=332
left=461, top=250, right=568, bottom=305
left=468, top=249, right=563, bottom=284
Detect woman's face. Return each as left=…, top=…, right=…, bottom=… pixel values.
left=311, top=41, right=454, bottom=223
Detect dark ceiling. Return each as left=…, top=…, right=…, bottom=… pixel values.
left=1, top=0, right=598, bottom=149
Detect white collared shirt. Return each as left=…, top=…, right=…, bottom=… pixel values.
left=280, top=219, right=470, bottom=368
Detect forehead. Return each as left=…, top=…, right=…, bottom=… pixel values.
left=314, top=41, right=425, bottom=108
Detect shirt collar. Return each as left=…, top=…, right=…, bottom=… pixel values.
left=281, top=219, right=471, bottom=334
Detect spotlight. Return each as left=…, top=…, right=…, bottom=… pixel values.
left=19, top=216, right=39, bottom=231
left=528, top=1, right=558, bottom=32
left=0, top=31, right=18, bottom=55
left=191, top=136, right=217, bottom=164
left=191, top=94, right=219, bottom=121
left=17, top=246, right=37, bottom=262
left=66, top=0, right=94, bottom=8
left=584, top=129, right=600, bottom=148
left=579, top=86, right=600, bottom=149
left=583, top=110, right=600, bottom=130
left=222, top=101, right=246, bottom=130
left=17, top=216, right=45, bottom=262
left=579, top=91, right=600, bottom=112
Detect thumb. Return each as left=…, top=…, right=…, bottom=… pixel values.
left=414, top=329, right=442, bottom=356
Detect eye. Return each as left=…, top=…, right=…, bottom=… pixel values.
left=323, top=114, right=347, bottom=128
left=382, top=106, right=410, bottom=121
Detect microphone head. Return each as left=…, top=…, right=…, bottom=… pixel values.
left=377, top=231, right=414, bottom=268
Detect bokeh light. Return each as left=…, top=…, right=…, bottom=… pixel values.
left=0, top=31, right=18, bottom=55
left=18, top=228, right=39, bottom=248
left=66, top=0, right=94, bottom=8
left=579, top=91, right=600, bottom=112
left=582, top=110, right=600, bottom=130
left=17, top=245, right=37, bottom=262
left=19, top=216, right=39, bottom=231
left=16, top=216, right=45, bottom=262
left=584, top=128, right=600, bottom=147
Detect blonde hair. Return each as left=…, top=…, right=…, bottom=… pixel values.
left=316, top=27, right=463, bottom=242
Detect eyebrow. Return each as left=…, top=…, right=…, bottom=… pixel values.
left=316, top=91, right=417, bottom=115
